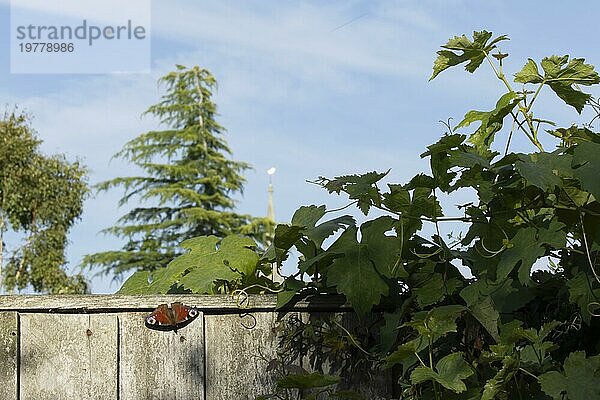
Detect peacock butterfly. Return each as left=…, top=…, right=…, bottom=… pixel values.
left=145, top=302, right=200, bottom=332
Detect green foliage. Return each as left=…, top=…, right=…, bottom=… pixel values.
left=121, top=31, right=600, bottom=399
left=455, top=91, right=523, bottom=152
left=325, top=227, right=389, bottom=317
left=410, top=352, right=473, bottom=393
left=118, top=235, right=264, bottom=294
left=430, top=30, right=508, bottom=80
left=260, top=30, right=600, bottom=399
left=83, top=65, right=272, bottom=277
left=277, top=372, right=340, bottom=389
left=514, top=56, right=600, bottom=112
left=0, top=111, right=88, bottom=293
left=539, top=352, right=600, bottom=399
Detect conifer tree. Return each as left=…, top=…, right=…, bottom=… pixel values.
left=84, top=65, right=269, bottom=277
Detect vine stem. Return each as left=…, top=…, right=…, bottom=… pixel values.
left=504, top=117, right=516, bottom=155
left=332, top=319, right=374, bottom=358
left=485, top=52, right=514, bottom=92
left=428, top=338, right=441, bottom=400
left=322, top=200, right=358, bottom=214
left=514, top=376, right=524, bottom=400
left=484, top=52, right=545, bottom=152
left=415, top=352, right=427, bottom=367
left=580, top=212, right=600, bottom=284
left=519, top=367, right=539, bottom=381
left=509, top=111, right=539, bottom=147
left=375, top=204, right=474, bottom=223
left=525, top=83, right=545, bottom=113
left=231, top=284, right=284, bottom=308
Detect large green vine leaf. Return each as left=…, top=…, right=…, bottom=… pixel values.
left=326, top=231, right=389, bottom=317
left=410, top=352, right=474, bottom=393
left=420, top=134, right=466, bottom=190
left=291, top=205, right=355, bottom=248
left=178, top=235, right=258, bottom=292
left=430, top=30, right=509, bottom=80
left=456, top=91, right=523, bottom=153
left=413, top=273, right=448, bottom=307
left=495, top=227, right=544, bottom=284
left=468, top=296, right=500, bottom=342
left=118, top=235, right=257, bottom=294
left=317, top=171, right=388, bottom=215
left=404, top=305, right=466, bottom=340
left=360, top=216, right=401, bottom=278
left=567, top=272, right=600, bottom=324
left=515, top=56, right=600, bottom=112
left=541, top=56, right=600, bottom=112
left=513, top=59, right=544, bottom=84
left=495, top=221, right=566, bottom=285
left=539, top=352, right=600, bottom=399
left=572, top=141, right=600, bottom=200
left=515, top=152, right=572, bottom=191
left=481, top=355, right=519, bottom=400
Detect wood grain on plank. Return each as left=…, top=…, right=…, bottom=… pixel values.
left=20, top=313, right=117, bottom=400
left=0, top=294, right=351, bottom=313
left=205, top=312, right=290, bottom=400
left=0, top=312, right=18, bottom=400
left=119, top=312, right=204, bottom=400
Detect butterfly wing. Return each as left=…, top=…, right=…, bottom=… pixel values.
left=145, top=304, right=175, bottom=330
left=145, top=302, right=199, bottom=332
left=170, top=302, right=200, bottom=328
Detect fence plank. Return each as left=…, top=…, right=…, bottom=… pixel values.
left=19, top=313, right=118, bottom=399
left=0, top=294, right=351, bottom=313
left=205, top=312, right=290, bottom=399
left=3, top=296, right=395, bottom=399
left=0, top=312, right=18, bottom=400
left=119, top=312, right=204, bottom=400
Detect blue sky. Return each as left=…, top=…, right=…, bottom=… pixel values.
left=1, top=1, right=599, bottom=293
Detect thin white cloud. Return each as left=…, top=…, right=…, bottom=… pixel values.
left=373, top=2, right=442, bottom=32
left=151, top=1, right=439, bottom=79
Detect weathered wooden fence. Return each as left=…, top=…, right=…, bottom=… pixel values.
left=0, top=295, right=394, bottom=399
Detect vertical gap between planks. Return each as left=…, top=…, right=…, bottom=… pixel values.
left=202, top=313, right=207, bottom=400
left=87, top=314, right=92, bottom=398
left=117, top=314, right=121, bottom=400
left=16, top=312, right=21, bottom=400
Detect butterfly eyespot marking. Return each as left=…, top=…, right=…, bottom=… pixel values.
left=145, top=302, right=198, bottom=332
